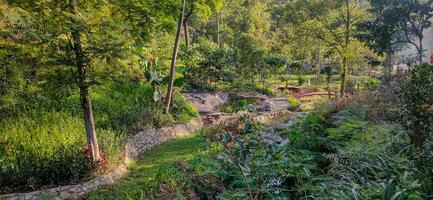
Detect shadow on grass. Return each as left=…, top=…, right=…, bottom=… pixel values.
left=88, top=135, right=208, bottom=200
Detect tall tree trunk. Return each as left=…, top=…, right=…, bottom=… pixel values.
left=183, top=7, right=194, bottom=50
left=183, top=21, right=189, bottom=49
left=340, top=0, right=350, bottom=98
left=317, top=42, right=321, bottom=79
left=340, top=58, right=347, bottom=97
left=384, top=50, right=393, bottom=80
left=165, top=0, right=186, bottom=114
left=69, top=0, right=100, bottom=161
left=418, top=36, right=423, bottom=64
left=216, top=13, right=220, bottom=48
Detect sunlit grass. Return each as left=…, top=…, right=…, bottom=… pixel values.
left=88, top=134, right=209, bottom=200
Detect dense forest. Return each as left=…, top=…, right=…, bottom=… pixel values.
left=1, top=0, right=433, bottom=199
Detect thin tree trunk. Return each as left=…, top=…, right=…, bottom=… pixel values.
left=384, top=51, right=393, bottom=80
left=340, top=58, right=347, bottom=97
left=340, top=0, right=350, bottom=98
left=418, top=36, right=423, bottom=64
left=69, top=0, right=100, bottom=161
left=317, top=43, right=321, bottom=79
left=216, top=13, right=220, bottom=48
left=165, top=0, right=186, bottom=114
left=183, top=21, right=189, bottom=49
left=183, top=7, right=194, bottom=50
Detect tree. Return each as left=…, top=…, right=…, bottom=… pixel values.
left=0, top=0, right=174, bottom=161
left=359, top=0, right=433, bottom=64
left=398, top=64, right=433, bottom=149
left=165, top=0, right=187, bottom=114
left=286, top=0, right=368, bottom=96
left=69, top=0, right=100, bottom=161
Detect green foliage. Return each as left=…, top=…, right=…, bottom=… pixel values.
left=286, top=95, right=301, bottom=111
left=219, top=98, right=258, bottom=113
left=365, top=78, right=381, bottom=92
left=190, top=123, right=315, bottom=200
left=171, top=94, right=199, bottom=124
left=89, top=102, right=432, bottom=199
left=358, top=0, right=433, bottom=61
left=398, top=64, right=433, bottom=148
left=0, top=111, right=124, bottom=193
left=297, top=76, right=305, bottom=86
left=181, top=38, right=236, bottom=85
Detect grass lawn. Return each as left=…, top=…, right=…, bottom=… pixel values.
left=88, top=134, right=211, bottom=200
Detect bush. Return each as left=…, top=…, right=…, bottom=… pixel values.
left=297, top=77, right=305, bottom=86
left=171, top=94, right=199, bottom=124
left=191, top=124, right=315, bottom=200
left=365, top=78, right=381, bottom=92
left=284, top=111, right=331, bottom=153
left=287, top=95, right=301, bottom=111
left=398, top=64, right=433, bottom=148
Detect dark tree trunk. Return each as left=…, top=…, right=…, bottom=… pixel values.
left=69, top=0, right=100, bottom=161
left=384, top=51, right=393, bottom=78
left=165, top=0, right=186, bottom=114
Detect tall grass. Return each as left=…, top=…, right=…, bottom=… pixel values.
left=0, top=80, right=197, bottom=193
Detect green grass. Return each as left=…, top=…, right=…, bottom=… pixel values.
left=0, top=80, right=198, bottom=193
left=88, top=134, right=210, bottom=200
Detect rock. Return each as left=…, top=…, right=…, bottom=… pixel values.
left=257, top=101, right=278, bottom=112
left=187, top=92, right=228, bottom=113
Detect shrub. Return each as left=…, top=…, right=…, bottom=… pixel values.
left=297, top=77, right=305, bottom=86
left=365, top=78, right=381, bottom=92
left=171, top=94, right=199, bottom=124
left=165, top=104, right=430, bottom=199
left=287, top=95, right=301, bottom=111
left=284, top=111, right=332, bottom=153
left=397, top=64, right=433, bottom=148
left=185, top=82, right=216, bottom=92
left=196, top=125, right=315, bottom=200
